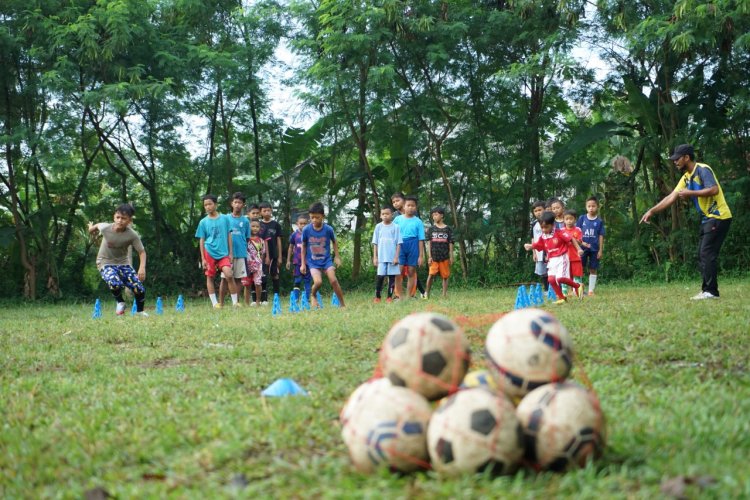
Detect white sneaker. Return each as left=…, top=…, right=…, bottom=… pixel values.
left=691, top=291, right=718, bottom=300
left=250, top=302, right=257, bottom=307
left=135, top=311, right=149, bottom=317
left=261, top=301, right=268, bottom=306
left=115, top=302, right=126, bottom=315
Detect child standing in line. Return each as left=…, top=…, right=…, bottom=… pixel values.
left=195, top=194, right=240, bottom=308
left=300, top=202, right=345, bottom=309
left=576, top=196, right=605, bottom=296
left=242, top=218, right=265, bottom=306
left=391, top=192, right=427, bottom=298
left=372, top=206, right=402, bottom=303
left=524, top=211, right=582, bottom=304
left=247, top=204, right=260, bottom=220
left=562, top=209, right=584, bottom=296
left=259, top=201, right=283, bottom=304
left=393, top=195, right=426, bottom=299
left=88, top=203, right=148, bottom=316
left=286, top=213, right=312, bottom=302
left=549, top=198, right=566, bottom=229
left=425, top=206, right=454, bottom=299
left=531, top=201, right=548, bottom=291
left=219, top=192, right=250, bottom=306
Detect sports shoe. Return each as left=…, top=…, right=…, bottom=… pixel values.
left=554, top=299, right=567, bottom=305
left=373, top=297, right=381, bottom=304
left=135, top=311, right=149, bottom=317
left=115, top=302, right=126, bottom=316
left=261, top=301, right=269, bottom=306
left=691, top=291, right=718, bottom=300
left=213, top=303, right=223, bottom=309
left=574, top=286, right=584, bottom=301
left=233, top=302, right=242, bottom=308
left=250, top=302, right=257, bottom=307
left=420, top=292, right=427, bottom=299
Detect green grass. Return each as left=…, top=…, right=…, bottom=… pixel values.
left=2, top=279, right=749, bottom=498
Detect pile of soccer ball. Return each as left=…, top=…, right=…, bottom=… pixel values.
left=340, top=309, right=605, bottom=475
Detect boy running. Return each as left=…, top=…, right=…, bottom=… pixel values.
left=286, top=213, right=312, bottom=302
left=300, top=202, right=346, bottom=309
left=195, top=194, right=240, bottom=308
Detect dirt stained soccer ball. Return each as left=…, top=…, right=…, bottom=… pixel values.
left=341, top=378, right=432, bottom=473
left=485, top=308, right=573, bottom=400
left=379, top=312, right=471, bottom=401
left=428, top=387, right=524, bottom=476
left=516, top=381, right=606, bottom=471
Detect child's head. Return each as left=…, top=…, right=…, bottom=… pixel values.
left=231, top=192, right=246, bottom=214
left=380, top=206, right=395, bottom=223
left=250, top=219, right=261, bottom=235
left=532, top=201, right=545, bottom=220
left=540, top=211, right=556, bottom=234
left=430, top=206, right=445, bottom=224
left=309, top=202, right=325, bottom=227
left=563, top=209, right=577, bottom=229
left=247, top=203, right=260, bottom=219
left=202, top=194, right=218, bottom=214
left=403, top=195, right=418, bottom=216
left=549, top=198, right=565, bottom=218
left=113, top=203, right=135, bottom=228
left=585, top=196, right=599, bottom=216
left=296, top=213, right=309, bottom=230
left=391, top=192, right=405, bottom=211
left=259, top=201, right=273, bottom=220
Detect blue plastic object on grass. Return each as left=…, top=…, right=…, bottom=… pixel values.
left=131, top=299, right=137, bottom=316
left=331, top=293, right=340, bottom=307
left=175, top=294, right=185, bottom=312
left=514, top=285, right=530, bottom=310
left=546, top=285, right=557, bottom=301
left=155, top=296, right=163, bottom=315
left=92, top=298, right=102, bottom=319
left=261, top=378, right=308, bottom=397
left=272, top=292, right=282, bottom=317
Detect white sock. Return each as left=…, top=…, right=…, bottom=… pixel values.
left=209, top=293, right=218, bottom=306
left=589, top=275, right=597, bottom=292
left=231, top=293, right=238, bottom=305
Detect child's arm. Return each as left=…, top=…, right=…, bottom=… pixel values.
left=136, top=249, right=147, bottom=282
left=199, top=238, right=208, bottom=269
left=372, top=244, right=378, bottom=267
left=418, top=239, right=425, bottom=267
left=276, top=235, right=282, bottom=261
left=597, top=235, right=604, bottom=259
left=286, top=242, right=293, bottom=270
left=300, top=242, right=306, bottom=275
left=449, top=241, right=455, bottom=265
left=88, top=222, right=100, bottom=235
left=571, top=238, right=584, bottom=256
left=227, top=230, right=233, bottom=261
left=333, top=239, right=342, bottom=268
left=393, top=244, right=400, bottom=265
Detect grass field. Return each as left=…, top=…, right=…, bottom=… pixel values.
left=2, top=279, right=750, bottom=498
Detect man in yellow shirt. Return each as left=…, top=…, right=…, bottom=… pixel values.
left=640, top=144, right=732, bottom=300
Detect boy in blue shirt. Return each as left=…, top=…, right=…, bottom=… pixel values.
left=219, top=192, right=250, bottom=306
left=195, top=194, right=240, bottom=308
left=576, top=196, right=605, bottom=296
left=300, top=202, right=346, bottom=309
left=372, top=206, right=402, bottom=303
left=393, top=195, right=426, bottom=299
left=286, top=213, right=312, bottom=302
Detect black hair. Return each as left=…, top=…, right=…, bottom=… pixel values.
left=391, top=192, right=405, bottom=201
left=202, top=194, right=218, bottom=203
left=541, top=211, right=555, bottom=225
left=564, top=209, right=577, bottom=218
left=380, top=206, right=394, bottom=213
left=532, top=201, right=546, bottom=210
left=586, top=196, right=599, bottom=204
left=249, top=218, right=261, bottom=225
left=258, top=201, right=272, bottom=210
left=548, top=197, right=564, bottom=207
left=115, top=203, right=135, bottom=217
left=231, top=192, right=246, bottom=203
left=247, top=203, right=259, bottom=212
left=309, top=202, right=325, bottom=215
left=404, top=195, right=418, bottom=206
left=296, top=213, right=309, bottom=221
left=430, top=206, right=445, bottom=215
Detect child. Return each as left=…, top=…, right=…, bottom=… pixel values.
left=219, top=192, right=250, bottom=306
left=576, top=196, right=605, bottom=296
left=562, top=209, right=584, bottom=295
left=286, top=213, right=312, bottom=302
left=88, top=203, right=148, bottom=316
left=392, top=192, right=427, bottom=298
left=247, top=204, right=260, bottom=220
left=242, top=218, right=265, bottom=306
left=259, top=201, right=283, bottom=303
left=300, top=202, right=345, bottom=308
left=549, top=198, right=566, bottom=229
left=531, top=201, right=548, bottom=291
left=524, top=211, right=582, bottom=304
left=393, top=195, right=426, bottom=299
left=195, top=194, right=240, bottom=308
left=425, top=206, right=454, bottom=298
left=372, top=206, right=402, bottom=303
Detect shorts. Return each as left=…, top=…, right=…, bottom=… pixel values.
left=534, top=261, right=547, bottom=275
left=377, top=262, right=401, bottom=276
left=221, top=258, right=248, bottom=279
left=399, top=238, right=420, bottom=267
left=307, top=258, right=334, bottom=271
left=547, top=255, right=570, bottom=280
left=204, top=251, right=232, bottom=277
left=581, top=249, right=600, bottom=270
left=570, top=260, right=583, bottom=278
left=242, top=271, right=263, bottom=287
left=429, top=260, right=451, bottom=279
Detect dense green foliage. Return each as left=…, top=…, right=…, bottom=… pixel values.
left=2, top=283, right=749, bottom=496
left=1, top=1, right=749, bottom=299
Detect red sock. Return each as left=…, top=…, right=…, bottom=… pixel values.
left=557, top=277, right=579, bottom=289
left=548, top=277, right=564, bottom=299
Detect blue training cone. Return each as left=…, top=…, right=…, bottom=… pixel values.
left=514, top=285, right=529, bottom=310
left=300, top=291, right=310, bottom=311
left=156, top=296, right=163, bottom=315
left=261, top=378, right=308, bottom=397
left=546, top=285, right=557, bottom=302
left=331, top=293, right=340, bottom=308
left=289, top=289, right=299, bottom=313
left=131, top=299, right=137, bottom=316
left=92, top=298, right=102, bottom=319
left=272, top=293, right=282, bottom=317
left=175, top=294, right=185, bottom=312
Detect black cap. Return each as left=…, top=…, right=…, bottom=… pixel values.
left=669, top=144, right=694, bottom=161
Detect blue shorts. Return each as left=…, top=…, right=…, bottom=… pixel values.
left=307, top=258, right=334, bottom=271
left=377, top=262, right=401, bottom=276
left=581, top=249, right=600, bottom=270
left=399, top=238, right=420, bottom=267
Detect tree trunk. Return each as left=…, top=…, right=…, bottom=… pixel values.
left=352, top=175, right=367, bottom=280
left=249, top=86, right=262, bottom=191
left=434, top=141, right=468, bottom=279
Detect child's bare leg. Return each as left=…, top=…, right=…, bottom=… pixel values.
left=218, top=278, right=227, bottom=305
left=325, top=267, right=345, bottom=307
left=394, top=275, right=403, bottom=298
left=425, top=274, right=434, bottom=298
left=206, top=276, right=217, bottom=295
left=243, top=284, right=250, bottom=305
left=407, top=268, right=417, bottom=297
left=442, top=278, right=449, bottom=297
left=254, top=283, right=262, bottom=305
left=222, top=266, right=238, bottom=296
left=310, top=269, right=323, bottom=308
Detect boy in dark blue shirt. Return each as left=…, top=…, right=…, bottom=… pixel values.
left=300, top=202, right=346, bottom=309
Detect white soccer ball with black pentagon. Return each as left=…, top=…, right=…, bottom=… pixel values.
left=428, top=388, right=523, bottom=476
left=379, top=312, right=470, bottom=401
left=516, top=381, right=605, bottom=471
left=341, top=378, right=432, bottom=473
left=485, top=308, right=573, bottom=400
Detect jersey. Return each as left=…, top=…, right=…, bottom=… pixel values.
left=289, top=230, right=304, bottom=266
left=95, top=223, right=145, bottom=270
left=393, top=214, right=426, bottom=241
left=576, top=215, right=605, bottom=252
left=260, top=219, right=283, bottom=259
left=673, top=163, right=732, bottom=221
left=561, top=226, right=582, bottom=262
left=228, top=214, right=250, bottom=259
left=531, top=229, right=573, bottom=259
left=195, top=214, right=231, bottom=259
left=302, top=223, right=336, bottom=267
left=427, top=225, right=454, bottom=262
left=372, top=222, right=402, bottom=264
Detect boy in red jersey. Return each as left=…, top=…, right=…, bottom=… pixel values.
left=562, top=209, right=584, bottom=296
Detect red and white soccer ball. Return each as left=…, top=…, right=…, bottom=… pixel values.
left=341, top=378, right=432, bottom=473
left=428, top=387, right=524, bottom=476
left=516, top=381, right=606, bottom=471
left=379, top=312, right=471, bottom=401
left=485, top=308, right=573, bottom=400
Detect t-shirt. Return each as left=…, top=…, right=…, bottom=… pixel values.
left=393, top=214, right=425, bottom=241
left=561, top=226, right=582, bottom=262
left=531, top=230, right=572, bottom=259
left=372, top=222, right=402, bottom=264
left=302, top=223, right=336, bottom=266
left=290, top=230, right=303, bottom=266
left=576, top=215, right=605, bottom=252
left=95, top=223, right=144, bottom=270
left=260, top=219, right=283, bottom=260
left=672, top=163, right=732, bottom=221
left=427, top=225, right=454, bottom=262
left=229, top=214, right=250, bottom=259
left=195, top=214, right=231, bottom=259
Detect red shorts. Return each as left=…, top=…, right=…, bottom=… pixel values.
left=203, top=251, right=232, bottom=277
left=570, top=260, right=583, bottom=278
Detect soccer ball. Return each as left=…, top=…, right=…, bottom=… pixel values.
left=379, top=312, right=471, bottom=401
left=341, top=378, right=432, bottom=473
left=428, top=387, right=523, bottom=476
left=485, top=308, right=573, bottom=400
left=460, top=369, right=498, bottom=392
left=516, top=381, right=606, bottom=471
